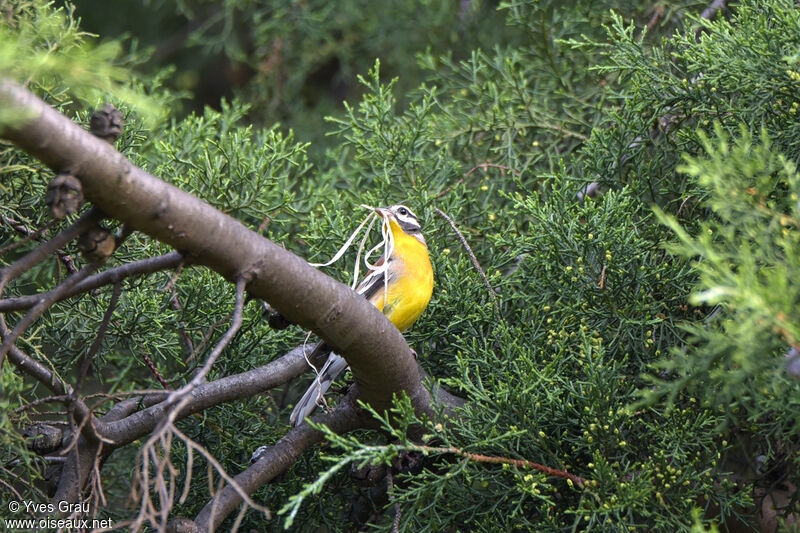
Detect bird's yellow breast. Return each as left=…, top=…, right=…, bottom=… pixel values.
left=369, top=219, right=433, bottom=332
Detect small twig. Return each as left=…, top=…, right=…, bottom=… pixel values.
left=161, top=262, right=184, bottom=294
left=159, top=276, right=247, bottom=417
left=74, top=281, right=122, bottom=396
left=1, top=337, right=71, bottom=397
left=419, top=445, right=588, bottom=487
left=60, top=404, right=113, bottom=454
left=186, top=313, right=231, bottom=364
left=434, top=208, right=501, bottom=318
left=2, top=339, right=95, bottom=441
left=598, top=264, right=607, bottom=290
left=0, top=252, right=184, bottom=312
left=0, top=207, right=102, bottom=294
left=435, top=180, right=464, bottom=199
left=676, top=196, right=695, bottom=218
left=464, top=162, right=520, bottom=180
left=257, top=214, right=271, bottom=234
left=6, top=455, right=67, bottom=465
left=87, top=388, right=168, bottom=402
left=131, top=368, right=270, bottom=531
left=645, top=5, right=664, bottom=34
left=170, top=294, right=195, bottom=356
left=0, top=470, right=27, bottom=501
left=12, top=394, right=71, bottom=413
left=141, top=350, right=170, bottom=390
left=0, top=215, right=55, bottom=255
left=186, top=277, right=246, bottom=389
left=91, top=447, right=108, bottom=512
left=159, top=254, right=194, bottom=357
left=0, top=262, right=101, bottom=370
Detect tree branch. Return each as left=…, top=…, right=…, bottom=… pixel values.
left=52, top=399, right=138, bottom=505
left=0, top=208, right=101, bottom=293
left=2, top=341, right=92, bottom=425
left=0, top=252, right=184, bottom=313
left=96, top=346, right=311, bottom=445
left=0, top=262, right=101, bottom=369
left=0, top=215, right=55, bottom=255
left=74, top=281, right=122, bottom=396
left=696, top=0, right=728, bottom=40
left=49, top=346, right=311, bottom=506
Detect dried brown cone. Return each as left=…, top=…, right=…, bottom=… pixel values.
left=45, top=173, right=83, bottom=218
left=78, top=225, right=116, bottom=262
left=23, top=423, right=63, bottom=455
left=89, top=103, right=124, bottom=143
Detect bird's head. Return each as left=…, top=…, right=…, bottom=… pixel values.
left=374, top=204, right=426, bottom=245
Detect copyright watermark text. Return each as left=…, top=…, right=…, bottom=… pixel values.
left=4, top=500, right=114, bottom=531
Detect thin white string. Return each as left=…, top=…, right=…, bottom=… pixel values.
left=351, top=212, right=378, bottom=290
left=301, top=330, right=329, bottom=411
left=301, top=331, right=318, bottom=378
left=380, top=216, right=394, bottom=306
left=364, top=238, right=385, bottom=269
left=305, top=202, right=394, bottom=319
left=308, top=207, right=375, bottom=268
left=358, top=213, right=394, bottom=306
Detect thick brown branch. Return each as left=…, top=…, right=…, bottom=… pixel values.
left=0, top=79, right=427, bottom=419
left=194, top=392, right=367, bottom=531
left=52, top=341, right=316, bottom=507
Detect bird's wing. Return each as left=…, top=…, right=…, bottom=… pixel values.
left=354, top=255, right=395, bottom=304
left=289, top=353, right=349, bottom=426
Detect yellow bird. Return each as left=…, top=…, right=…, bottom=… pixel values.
left=290, top=204, right=434, bottom=426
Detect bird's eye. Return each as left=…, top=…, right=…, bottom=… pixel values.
left=398, top=207, right=409, bottom=216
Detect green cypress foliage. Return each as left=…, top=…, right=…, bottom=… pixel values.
left=2, top=0, right=799, bottom=530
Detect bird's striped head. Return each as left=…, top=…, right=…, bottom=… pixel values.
left=375, top=204, right=426, bottom=245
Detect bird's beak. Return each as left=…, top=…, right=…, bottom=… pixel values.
left=373, top=207, right=390, bottom=219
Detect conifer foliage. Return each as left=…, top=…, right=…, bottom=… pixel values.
left=1, top=0, right=799, bottom=531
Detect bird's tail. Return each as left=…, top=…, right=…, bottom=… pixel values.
left=289, top=353, right=349, bottom=426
